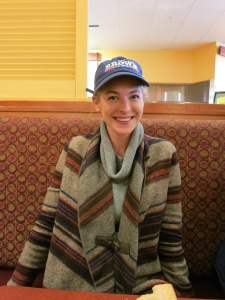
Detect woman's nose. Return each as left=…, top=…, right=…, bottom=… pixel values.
left=118, top=97, right=131, bottom=112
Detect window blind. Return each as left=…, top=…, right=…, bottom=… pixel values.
left=0, top=0, right=75, bottom=80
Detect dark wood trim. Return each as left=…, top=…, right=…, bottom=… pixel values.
left=143, top=102, right=225, bottom=119
left=0, top=100, right=93, bottom=113
left=0, top=100, right=225, bottom=119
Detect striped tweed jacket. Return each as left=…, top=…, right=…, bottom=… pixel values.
left=8, top=129, right=191, bottom=294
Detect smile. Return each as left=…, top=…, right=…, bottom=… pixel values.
left=113, top=117, right=134, bottom=122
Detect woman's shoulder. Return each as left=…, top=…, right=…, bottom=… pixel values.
left=67, top=131, right=100, bottom=157
left=143, top=134, right=177, bottom=161
left=144, top=134, right=176, bottom=151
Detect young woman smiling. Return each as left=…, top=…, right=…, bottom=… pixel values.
left=8, top=56, right=192, bottom=296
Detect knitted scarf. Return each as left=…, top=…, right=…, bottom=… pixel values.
left=100, top=121, right=144, bottom=225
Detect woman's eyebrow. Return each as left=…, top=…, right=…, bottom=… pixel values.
left=105, top=90, right=118, bottom=94
left=129, top=88, right=141, bottom=93
left=104, top=88, right=141, bottom=96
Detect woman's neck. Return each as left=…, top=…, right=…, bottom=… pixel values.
left=107, top=132, right=131, bottom=157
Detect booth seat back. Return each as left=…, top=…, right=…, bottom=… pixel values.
left=0, top=116, right=225, bottom=278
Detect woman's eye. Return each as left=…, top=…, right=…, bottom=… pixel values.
left=130, top=94, right=140, bottom=101
left=107, top=95, right=117, bottom=101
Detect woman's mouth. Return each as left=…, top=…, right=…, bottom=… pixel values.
left=113, top=116, right=134, bottom=122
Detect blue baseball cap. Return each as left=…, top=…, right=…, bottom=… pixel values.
left=87, top=56, right=149, bottom=94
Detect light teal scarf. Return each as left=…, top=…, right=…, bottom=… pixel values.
left=100, top=121, right=144, bottom=226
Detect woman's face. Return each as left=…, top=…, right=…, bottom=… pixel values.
left=93, top=76, right=144, bottom=143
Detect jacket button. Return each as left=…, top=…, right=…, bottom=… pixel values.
left=112, top=238, right=120, bottom=252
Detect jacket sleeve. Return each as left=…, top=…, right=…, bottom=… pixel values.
left=7, top=147, right=68, bottom=287
left=158, top=149, right=192, bottom=292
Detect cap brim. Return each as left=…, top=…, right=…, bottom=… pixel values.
left=95, top=71, right=150, bottom=92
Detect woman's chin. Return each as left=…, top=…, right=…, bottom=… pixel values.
left=113, top=127, right=135, bottom=138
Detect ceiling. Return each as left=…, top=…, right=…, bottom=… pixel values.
left=88, top=0, right=225, bottom=50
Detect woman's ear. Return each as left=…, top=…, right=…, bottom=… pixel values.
left=92, top=95, right=100, bottom=112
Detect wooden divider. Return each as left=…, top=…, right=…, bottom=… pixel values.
left=0, top=101, right=225, bottom=119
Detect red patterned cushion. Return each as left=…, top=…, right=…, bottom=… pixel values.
left=0, top=116, right=225, bottom=277
left=0, top=116, right=100, bottom=268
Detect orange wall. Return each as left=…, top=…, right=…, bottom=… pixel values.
left=100, top=42, right=217, bottom=84
left=193, top=43, right=217, bottom=82
left=0, top=0, right=88, bottom=101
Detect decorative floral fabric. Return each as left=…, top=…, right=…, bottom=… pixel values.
left=0, top=116, right=225, bottom=277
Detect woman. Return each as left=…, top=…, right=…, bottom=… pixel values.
left=8, top=56, right=192, bottom=295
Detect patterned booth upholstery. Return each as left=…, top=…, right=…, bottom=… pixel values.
left=0, top=115, right=225, bottom=298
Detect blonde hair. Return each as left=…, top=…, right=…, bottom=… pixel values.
left=94, top=85, right=149, bottom=102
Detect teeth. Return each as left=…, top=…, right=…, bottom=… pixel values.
left=115, top=117, right=131, bottom=122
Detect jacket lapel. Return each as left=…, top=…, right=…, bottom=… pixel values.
left=116, top=143, right=145, bottom=293
left=78, top=132, right=115, bottom=291
left=77, top=134, right=146, bottom=293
